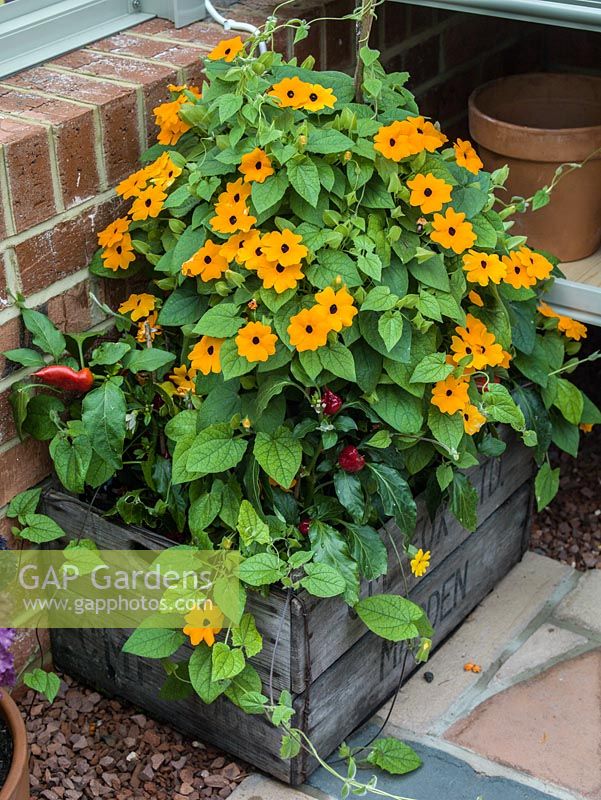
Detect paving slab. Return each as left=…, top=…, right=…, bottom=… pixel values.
left=490, top=624, right=588, bottom=687
left=229, top=774, right=332, bottom=799
left=554, top=571, right=601, bottom=635
left=446, top=650, right=601, bottom=799
left=379, top=553, right=573, bottom=734
left=308, top=724, right=563, bottom=800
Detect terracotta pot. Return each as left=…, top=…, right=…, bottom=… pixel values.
left=469, top=73, right=601, bottom=262
left=0, top=692, right=29, bottom=800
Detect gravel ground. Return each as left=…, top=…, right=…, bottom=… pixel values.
left=530, top=423, right=601, bottom=571
left=18, top=674, right=248, bottom=799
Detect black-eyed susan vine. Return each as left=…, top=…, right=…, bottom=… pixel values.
left=5, top=13, right=601, bottom=791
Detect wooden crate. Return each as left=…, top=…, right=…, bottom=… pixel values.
left=42, top=436, right=534, bottom=784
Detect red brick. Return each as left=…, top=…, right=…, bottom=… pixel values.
left=442, top=14, right=513, bottom=70
left=285, top=1, right=325, bottom=67
left=379, top=2, right=410, bottom=46
left=138, top=18, right=243, bottom=49
left=4, top=68, right=142, bottom=184
left=324, top=0, right=355, bottom=71
left=0, top=515, right=19, bottom=549
left=0, top=437, right=52, bottom=507
left=14, top=196, right=124, bottom=295
left=52, top=48, right=176, bottom=87
left=0, top=116, right=57, bottom=232
left=0, top=317, right=22, bottom=379
left=409, top=4, right=439, bottom=35
left=501, top=33, right=545, bottom=76
left=545, top=28, right=601, bottom=71
left=91, top=32, right=204, bottom=68
left=0, top=389, right=17, bottom=445
left=46, top=279, right=94, bottom=333
left=436, top=64, right=483, bottom=123
left=11, top=629, right=51, bottom=678
left=391, top=33, right=440, bottom=90
left=0, top=89, right=100, bottom=208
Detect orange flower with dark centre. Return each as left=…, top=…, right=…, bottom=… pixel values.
left=129, top=185, right=167, bottom=221
left=288, top=306, right=332, bottom=352
left=210, top=201, right=256, bottom=234
left=261, top=229, right=307, bottom=266
left=430, top=208, right=476, bottom=254
left=407, top=173, right=453, bottom=214
left=239, top=147, right=274, bottom=183
left=268, top=76, right=312, bottom=109
left=207, top=36, right=245, bottom=62
left=236, top=321, right=278, bottom=363
left=188, top=336, right=224, bottom=374
left=314, top=286, right=357, bottom=331
left=182, top=240, right=229, bottom=281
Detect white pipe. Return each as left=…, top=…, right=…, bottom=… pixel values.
left=204, top=0, right=268, bottom=53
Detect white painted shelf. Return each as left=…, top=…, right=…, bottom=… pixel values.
left=546, top=246, right=601, bottom=327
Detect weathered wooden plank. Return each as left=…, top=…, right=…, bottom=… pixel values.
left=50, top=625, right=293, bottom=783
left=289, top=435, right=533, bottom=693
left=289, top=481, right=533, bottom=783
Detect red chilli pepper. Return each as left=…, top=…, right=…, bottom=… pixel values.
left=33, top=366, right=94, bottom=394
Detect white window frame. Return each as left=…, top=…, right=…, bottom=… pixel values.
left=0, top=0, right=210, bottom=79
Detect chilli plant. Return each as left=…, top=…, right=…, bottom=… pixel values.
left=5, top=4, right=601, bottom=795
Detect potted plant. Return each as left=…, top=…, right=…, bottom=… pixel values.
left=0, top=631, right=28, bottom=800
left=4, top=6, right=600, bottom=793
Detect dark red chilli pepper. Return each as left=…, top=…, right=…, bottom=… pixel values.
left=33, top=366, right=94, bottom=393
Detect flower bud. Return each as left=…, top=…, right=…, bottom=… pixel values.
left=322, top=388, right=343, bottom=416
left=298, top=519, right=311, bottom=536
left=338, top=445, right=365, bottom=474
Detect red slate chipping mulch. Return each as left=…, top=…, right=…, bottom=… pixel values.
left=19, top=674, right=248, bottom=799
left=530, top=423, right=601, bottom=571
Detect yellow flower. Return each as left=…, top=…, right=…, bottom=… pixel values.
left=256, top=260, right=304, bottom=293
left=288, top=306, right=331, bottom=352
left=210, top=201, right=256, bottom=234
left=236, top=321, right=277, bottom=363
left=170, top=364, right=197, bottom=395
left=431, top=374, right=470, bottom=415
left=314, top=286, right=357, bottom=332
left=188, top=336, right=223, bottom=375
left=153, top=95, right=191, bottom=146
left=405, top=117, right=447, bottom=151
left=182, top=240, right=229, bottom=281
left=268, top=76, right=312, bottom=109
left=454, top=139, right=483, bottom=174
left=146, top=152, right=183, bottom=189
left=239, top=148, right=274, bottom=184
left=261, top=229, right=307, bottom=266
left=130, top=185, right=167, bottom=221
left=183, top=605, right=224, bottom=647
left=407, top=173, right=452, bottom=214
left=430, top=208, right=476, bottom=254
left=136, top=312, right=161, bottom=343
left=217, top=177, right=252, bottom=206
left=502, top=251, right=537, bottom=289
left=116, top=169, right=149, bottom=199
left=119, top=293, right=156, bottom=321
left=580, top=423, right=594, bottom=433
left=207, top=36, right=244, bottom=62
left=101, top=234, right=136, bottom=271
left=97, top=217, right=130, bottom=248
left=537, top=301, right=558, bottom=319
left=238, top=232, right=268, bottom=271
left=462, top=250, right=506, bottom=286
left=451, top=314, right=504, bottom=370
left=462, top=404, right=486, bottom=435
left=410, top=549, right=431, bottom=578
left=374, top=120, right=420, bottom=161
left=304, top=83, right=337, bottom=112
left=219, top=231, right=257, bottom=264
left=513, top=246, right=553, bottom=282
left=499, top=349, right=512, bottom=369
left=468, top=290, right=484, bottom=307
left=557, top=315, right=587, bottom=341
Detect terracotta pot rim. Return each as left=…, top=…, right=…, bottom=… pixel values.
left=0, top=690, right=28, bottom=799
left=469, top=73, right=601, bottom=138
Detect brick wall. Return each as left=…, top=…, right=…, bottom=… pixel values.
left=0, top=0, right=599, bottom=675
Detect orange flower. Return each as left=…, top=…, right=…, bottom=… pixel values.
left=183, top=604, right=224, bottom=646
left=239, top=232, right=269, bottom=271
left=188, top=336, right=223, bottom=374
left=502, top=251, right=537, bottom=290
left=410, top=548, right=431, bottom=578
left=557, top=315, right=587, bottom=341
left=146, top=152, right=183, bottom=189
left=405, top=117, right=447, bottom=151
left=261, top=229, right=307, bottom=266
left=136, top=312, right=161, bottom=343
left=97, top=217, right=130, bottom=248
left=407, top=173, right=452, bottom=214
left=268, top=76, right=312, bottom=109
left=119, top=293, right=156, bottom=321
left=431, top=374, right=470, bottom=415
left=217, top=178, right=251, bottom=206
left=451, top=314, right=504, bottom=370
left=101, top=234, right=136, bottom=271
left=207, top=36, right=244, bottom=62
left=239, top=147, right=274, bottom=184
left=454, top=139, right=483, bottom=174
left=130, top=185, right=167, bottom=221
left=462, top=404, right=486, bottom=435
left=153, top=95, right=191, bottom=146
left=288, top=306, right=331, bottom=352
left=304, top=83, right=337, bottom=112
left=538, top=301, right=558, bottom=319
left=314, top=286, right=357, bottom=332
left=182, top=240, right=229, bottom=281
left=210, top=202, right=256, bottom=234
left=430, top=208, right=476, bottom=254
left=219, top=231, right=257, bottom=264
left=170, top=364, right=197, bottom=395
left=580, top=423, right=594, bottom=433
left=468, top=290, right=484, bottom=307
left=374, top=119, right=421, bottom=161
left=116, top=169, right=150, bottom=199
left=462, top=250, right=506, bottom=286
left=256, top=260, right=304, bottom=293
left=512, top=246, right=553, bottom=282
left=236, top=321, right=277, bottom=362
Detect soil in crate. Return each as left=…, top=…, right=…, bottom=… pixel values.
left=42, top=435, right=534, bottom=784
